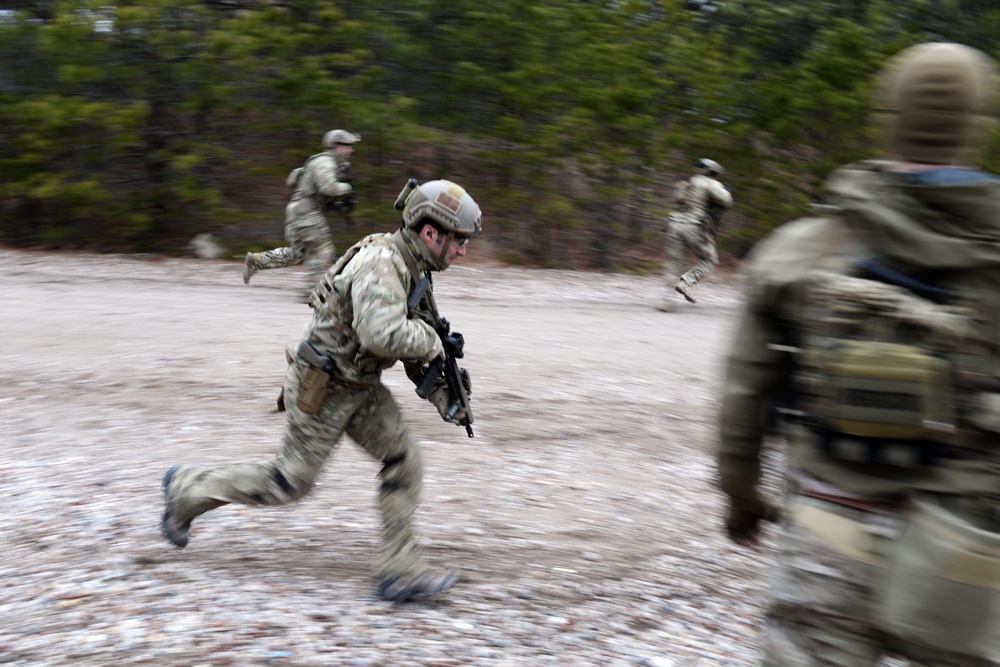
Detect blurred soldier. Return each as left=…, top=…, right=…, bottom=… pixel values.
left=717, top=43, right=1000, bottom=666
left=163, top=179, right=483, bottom=602
left=243, top=129, right=360, bottom=300
left=657, top=158, right=733, bottom=311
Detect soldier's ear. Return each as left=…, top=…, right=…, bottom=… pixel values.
left=418, top=224, right=436, bottom=245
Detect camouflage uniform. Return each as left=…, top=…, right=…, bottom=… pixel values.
left=661, top=172, right=732, bottom=308
left=719, top=167, right=1000, bottom=664
left=249, top=151, right=353, bottom=298
left=165, top=229, right=448, bottom=582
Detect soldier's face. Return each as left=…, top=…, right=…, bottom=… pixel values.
left=333, top=144, right=354, bottom=157
left=421, top=226, right=469, bottom=268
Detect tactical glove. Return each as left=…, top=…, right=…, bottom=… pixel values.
left=427, top=384, right=469, bottom=426
left=403, top=360, right=427, bottom=387
left=426, top=369, right=472, bottom=425
left=724, top=492, right=781, bottom=545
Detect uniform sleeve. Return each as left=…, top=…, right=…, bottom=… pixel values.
left=716, top=217, right=834, bottom=501
left=348, top=245, right=440, bottom=360
left=709, top=179, right=733, bottom=209
left=717, top=296, right=785, bottom=502
left=312, top=155, right=352, bottom=199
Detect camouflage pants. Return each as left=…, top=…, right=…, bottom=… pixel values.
left=664, top=220, right=717, bottom=288
left=762, top=493, right=998, bottom=666
left=165, top=359, right=428, bottom=579
left=252, top=215, right=335, bottom=297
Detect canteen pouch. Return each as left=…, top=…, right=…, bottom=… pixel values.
left=296, top=366, right=330, bottom=416
left=877, top=495, right=1000, bottom=657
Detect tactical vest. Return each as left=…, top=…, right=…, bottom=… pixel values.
left=791, top=220, right=1000, bottom=468
left=308, top=233, right=386, bottom=318
left=308, top=230, right=436, bottom=338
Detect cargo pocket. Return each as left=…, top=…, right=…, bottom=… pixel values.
left=876, top=494, right=1000, bottom=658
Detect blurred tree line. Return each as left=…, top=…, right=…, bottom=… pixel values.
left=2, top=0, right=1000, bottom=269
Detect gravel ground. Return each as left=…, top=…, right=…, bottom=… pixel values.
left=0, top=248, right=907, bottom=666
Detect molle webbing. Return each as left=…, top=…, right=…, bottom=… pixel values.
left=309, top=235, right=382, bottom=313
left=787, top=216, right=1000, bottom=467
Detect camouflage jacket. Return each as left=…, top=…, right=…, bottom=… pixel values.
left=717, top=160, right=1000, bottom=502
left=285, top=151, right=353, bottom=224
left=670, top=173, right=732, bottom=226
left=301, top=229, right=442, bottom=385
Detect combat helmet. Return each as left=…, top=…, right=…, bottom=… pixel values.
left=395, top=179, right=483, bottom=238
left=322, top=129, right=361, bottom=148
left=393, top=179, right=482, bottom=270
left=878, top=42, right=999, bottom=164
left=698, top=158, right=724, bottom=176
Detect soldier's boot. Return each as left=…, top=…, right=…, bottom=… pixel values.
left=243, top=252, right=258, bottom=285
left=675, top=275, right=697, bottom=304
left=378, top=569, right=460, bottom=602
left=160, top=465, right=193, bottom=548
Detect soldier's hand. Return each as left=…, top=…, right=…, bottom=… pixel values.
left=403, top=360, right=427, bottom=387
left=424, top=336, right=445, bottom=363
left=724, top=492, right=781, bottom=548
left=427, top=384, right=469, bottom=425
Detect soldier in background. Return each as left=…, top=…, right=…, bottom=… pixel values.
left=243, top=129, right=360, bottom=300
left=717, top=43, right=1000, bottom=666
left=657, top=158, right=733, bottom=312
left=162, top=179, right=482, bottom=603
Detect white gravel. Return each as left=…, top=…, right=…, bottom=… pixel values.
left=0, top=248, right=908, bottom=666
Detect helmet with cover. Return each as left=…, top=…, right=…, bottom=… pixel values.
left=878, top=42, right=999, bottom=164
left=400, top=180, right=483, bottom=238
left=321, top=129, right=361, bottom=148
left=698, top=158, right=724, bottom=176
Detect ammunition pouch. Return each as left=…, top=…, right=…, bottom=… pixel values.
left=792, top=493, right=1000, bottom=657
left=797, top=337, right=957, bottom=468
left=294, top=340, right=336, bottom=416
left=877, top=495, right=1000, bottom=657
left=297, top=367, right=329, bottom=415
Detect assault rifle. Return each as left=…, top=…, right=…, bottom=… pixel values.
left=408, top=277, right=475, bottom=437
left=325, top=164, right=357, bottom=224
left=703, top=201, right=726, bottom=236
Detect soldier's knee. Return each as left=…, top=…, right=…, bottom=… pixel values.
left=272, top=466, right=314, bottom=502
left=379, top=450, right=422, bottom=493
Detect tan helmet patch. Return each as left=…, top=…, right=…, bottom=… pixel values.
left=435, top=189, right=463, bottom=214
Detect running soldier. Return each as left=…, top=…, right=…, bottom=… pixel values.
left=243, top=129, right=359, bottom=300
left=717, top=43, right=1000, bottom=666
left=657, top=158, right=733, bottom=311
left=163, top=179, right=482, bottom=602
